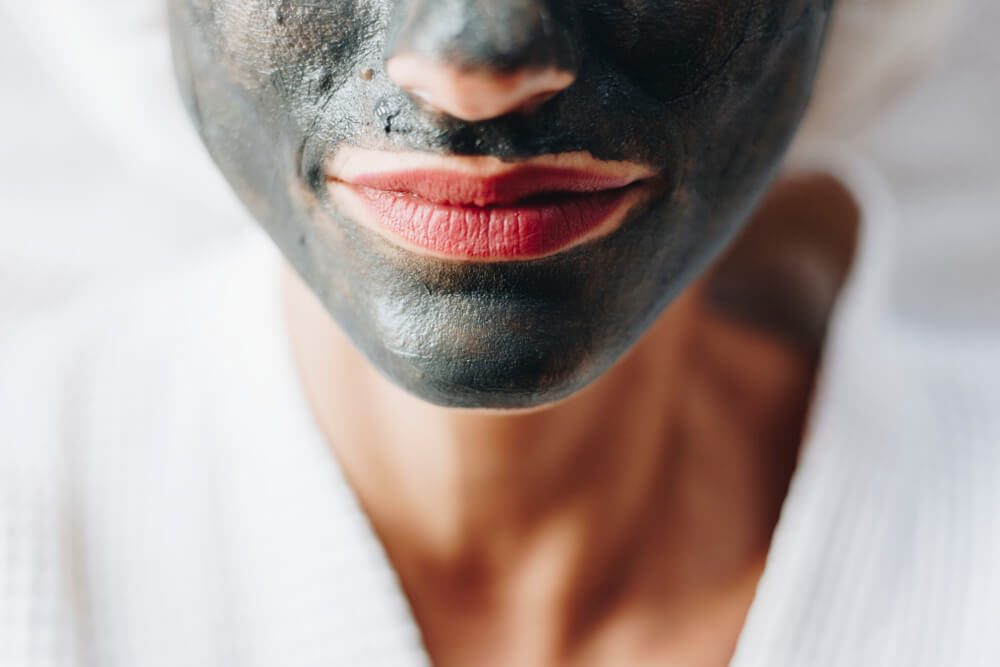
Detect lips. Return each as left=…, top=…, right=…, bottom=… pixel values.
left=330, top=165, right=650, bottom=260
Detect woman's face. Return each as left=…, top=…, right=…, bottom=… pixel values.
left=167, top=0, right=833, bottom=408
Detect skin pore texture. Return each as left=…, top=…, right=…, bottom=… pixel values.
left=166, top=0, right=857, bottom=664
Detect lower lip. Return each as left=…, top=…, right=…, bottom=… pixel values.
left=348, top=186, right=635, bottom=260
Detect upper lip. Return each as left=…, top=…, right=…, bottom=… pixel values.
left=325, top=149, right=658, bottom=207
left=341, top=167, right=644, bottom=207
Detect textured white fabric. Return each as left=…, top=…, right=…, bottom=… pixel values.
left=0, top=232, right=430, bottom=667
left=3, top=148, right=1000, bottom=667
left=731, top=152, right=1000, bottom=667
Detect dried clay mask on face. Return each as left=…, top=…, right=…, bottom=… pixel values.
left=168, top=0, right=835, bottom=408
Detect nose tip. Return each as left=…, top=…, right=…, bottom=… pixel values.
left=386, top=56, right=575, bottom=121
left=384, top=0, right=578, bottom=122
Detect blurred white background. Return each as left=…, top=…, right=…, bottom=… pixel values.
left=1, top=0, right=997, bottom=331
left=856, top=0, right=1000, bottom=330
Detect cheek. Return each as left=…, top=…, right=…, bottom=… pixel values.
left=581, top=0, right=752, bottom=99
left=208, top=0, right=374, bottom=91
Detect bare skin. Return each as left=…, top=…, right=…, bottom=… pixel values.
left=283, top=173, right=859, bottom=666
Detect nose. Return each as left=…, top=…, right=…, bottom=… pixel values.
left=384, top=0, right=578, bottom=122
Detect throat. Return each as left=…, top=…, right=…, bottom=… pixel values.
left=279, top=170, right=860, bottom=667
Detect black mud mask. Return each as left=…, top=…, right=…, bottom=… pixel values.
left=167, top=0, right=834, bottom=408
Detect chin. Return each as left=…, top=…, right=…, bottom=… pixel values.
left=371, top=328, right=604, bottom=409
left=337, top=270, right=613, bottom=409
left=389, top=358, right=590, bottom=410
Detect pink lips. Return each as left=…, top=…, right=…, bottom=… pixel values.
left=340, top=167, right=642, bottom=259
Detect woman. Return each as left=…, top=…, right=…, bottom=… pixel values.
left=2, top=0, right=996, bottom=666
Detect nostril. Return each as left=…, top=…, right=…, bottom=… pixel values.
left=385, top=54, right=575, bottom=122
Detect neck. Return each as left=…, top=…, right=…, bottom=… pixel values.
left=279, top=171, right=856, bottom=665
left=282, top=267, right=796, bottom=661
left=285, top=261, right=696, bottom=536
